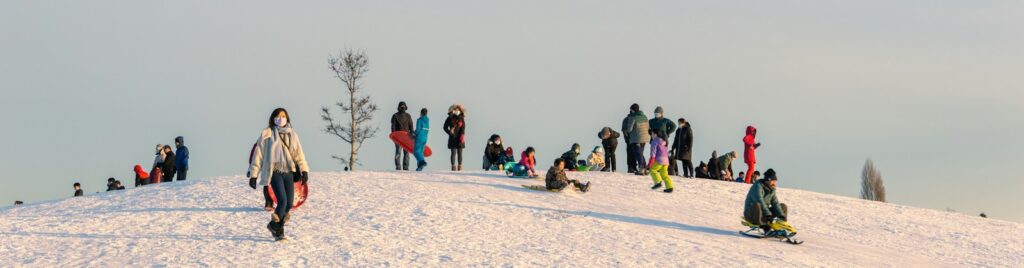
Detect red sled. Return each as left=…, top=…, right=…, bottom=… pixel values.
left=389, top=131, right=432, bottom=157
left=268, top=181, right=309, bottom=209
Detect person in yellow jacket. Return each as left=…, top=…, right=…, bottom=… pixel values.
left=248, top=108, right=310, bottom=241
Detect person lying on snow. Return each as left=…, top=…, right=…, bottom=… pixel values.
left=545, top=159, right=590, bottom=192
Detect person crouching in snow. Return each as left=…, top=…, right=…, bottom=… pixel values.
left=559, top=143, right=582, bottom=170
left=648, top=132, right=674, bottom=193
left=587, top=146, right=606, bottom=172
left=134, top=165, right=150, bottom=187
left=248, top=108, right=310, bottom=241
left=716, top=151, right=739, bottom=182
left=546, top=159, right=591, bottom=192
left=484, top=134, right=505, bottom=170
left=743, top=169, right=787, bottom=232
left=499, top=147, right=516, bottom=167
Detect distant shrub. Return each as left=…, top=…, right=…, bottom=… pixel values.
left=861, top=159, right=886, bottom=202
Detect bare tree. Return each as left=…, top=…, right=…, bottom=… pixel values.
left=321, top=49, right=379, bottom=171
left=860, top=159, right=887, bottom=202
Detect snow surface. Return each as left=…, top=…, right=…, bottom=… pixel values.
left=1, top=171, right=1021, bottom=267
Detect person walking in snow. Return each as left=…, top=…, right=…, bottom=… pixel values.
left=73, top=182, right=83, bottom=197
left=413, top=108, right=430, bottom=171
left=174, top=136, right=189, bottom=181
left=743, top=169, right=787, bottom=231
left=648, top=132, right=674, bottom=193
left=742, top=126, right=762, bottom=184
left=587, top=146, right=606, bottom=172
left=161, top=145, right=176, bottom=183
left=484, top=134, right=505, bottom=170
left=391, top=101, right=414, bottom=170
left=622, top=103, right=651, bottom=175
left=598, top=127, right=619, bottom=172
left=559, top=143, right=582, bottom=170
left=671, top=118, right=694, bottom=178
left=546, top=159, right=590, bottom=192
left=248, top=108, right=310, bottom=241
left=648, top=106, right=676, bottom=145
left=442, top=104, right=466, bottom=171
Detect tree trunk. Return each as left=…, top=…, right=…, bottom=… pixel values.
left=349, top=83, right=357, bottom=171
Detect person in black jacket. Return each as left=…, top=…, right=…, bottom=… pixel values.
left=599, top=127, right=619, bottom=172
left=671, top=118, right=694, bottom=178
left=161, top=145, right=176, bottom=182
left=442, top=104, right=466, bottom=171
left=73, top=182, right=83, bottom=197
left=391, top=101, right=414, bottom=170
left=484, top=134, right=505, bottom=170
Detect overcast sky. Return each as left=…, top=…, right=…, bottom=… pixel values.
left=2, top=0, right=1021, bottom=222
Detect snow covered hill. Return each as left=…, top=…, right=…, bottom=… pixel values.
left=1, top=171, right=1020, bottom=267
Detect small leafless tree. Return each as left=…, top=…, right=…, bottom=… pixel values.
left=322, top=49, right=378, bottom=171
left=861, top=159, right=887, bottom=202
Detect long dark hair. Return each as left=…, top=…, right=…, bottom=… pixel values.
left=268, top=108, right=290, bottom=128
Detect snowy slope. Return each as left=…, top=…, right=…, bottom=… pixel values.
left=0, top=171, right=1020, bottom=267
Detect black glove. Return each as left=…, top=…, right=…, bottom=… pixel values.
left=249, top=177, right=257, bottom=189
left=754, top=143, right=761, bottom=149
left=300, top=171, right=309, bottom=185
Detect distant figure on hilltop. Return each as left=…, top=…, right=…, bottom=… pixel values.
left=413, top=108, right=430, bottom=171
left=13, top=200, right=23, bottom=206
left=134, top=165, right=150, bottom=187
left=545, top=159, right=590, bottom=192
left=175, top=136, right=189, bottom=181
left=161, top=145, right=176, bottom=183
left=248, top=108, right=310, bottom=241
left=73, top=182, right=83, bottom=197
left=559, top=143, right=582, bottom=171
left=648, top=132, right=674, bottom=193
left=742, top=126, right=761, bottom=184
left=598, top=127, right=620, bottom=172
left=671, top=118, right=694, bottom=178
left=484, top=134, right=505, bottom=171
left=622, top=103, right=650, bottom=175
left=443, top=104, right=466, bottom=171
left=391, top=101, right=413, bottom=171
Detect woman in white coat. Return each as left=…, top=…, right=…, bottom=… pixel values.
left=248, top=108, right=310, bottom=241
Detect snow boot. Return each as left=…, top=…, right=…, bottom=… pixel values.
left=651, top=182, right=663, bottom=190
left=663, top=188, right=674, bottom=193
left=451, top=165, right=457, bottom=171
left=457, top=164, right=463, bottom=171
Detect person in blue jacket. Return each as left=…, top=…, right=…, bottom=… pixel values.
left=174, top=136, right=189, bottom=181
left=414, top=108, right=430, bottom=171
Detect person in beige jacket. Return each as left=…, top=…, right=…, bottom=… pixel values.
left=248, top=108, right=309, bottom=241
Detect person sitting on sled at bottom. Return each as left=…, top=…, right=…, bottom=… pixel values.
left=546, top=158, right=590, bottom=192
left=743, top=168, right=787, bottom=232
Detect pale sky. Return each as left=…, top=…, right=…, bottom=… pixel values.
left=2, top=1, right=1022, bottom=222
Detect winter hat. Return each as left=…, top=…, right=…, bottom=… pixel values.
left=764, top=169, right=777, bottom=181
left=654, top=106, right=664, bottom=115
left=505, top=147, right=514, bottom=155
left=630, top=103, right=640, bottom=112
left=593, top=146, right=603, bottom=153
left=175, top=136, right=184, bottom=144
left=398, top=101, right=408, bottom=111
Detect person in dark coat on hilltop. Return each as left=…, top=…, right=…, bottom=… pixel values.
left=484, top=134, right=505, bottom=170
left=559, top=143, right=582, bottom=170
left=391, top=101, right=414, bottom=170
left=546, top=159, right=591, bottom=192
left=175, top=136, right=189, bottom=181
left=695, top=161, right=710, bottom=179
left=13, top=200, right=23, bottom=206
left=671, top=118, right=694, bottom=178
left=707, top=151, right=720, bottom=180
left=598, top=127, right=620, bottom=172
left=73, top=182, right=83, bottom=197
left=161, top=145, right=176, bottom=183
left=106, top=178, right=117, bottom=191
left=134, top=165, right=150, bottom=187
left=442, top=104, right=467, bottom=171
left=743, top=169, right=787, bottom=232
left=621, top=103, right=651, bottom=175
left=717, top=151, right=739, bottom=181
left=648, top=106, right=676, bottom=144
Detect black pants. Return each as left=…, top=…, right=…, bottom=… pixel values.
left=263, top=186, right=273, bottom=207
left=450, top=148, right=463, bottom=166
left=548, top=179, right=586, bottom=191
left=626, top=143, right=636, bottom=172
left=270, top=172, right=295, bottom=223
left=395, top=145, right=410, bottom=170
left=603, top=144, right=617, bottom=172
left=628, top=143, right=647, bottom=172
left=744, top=202, right=788, bottom=226
left=680, top=160, right=694, bottom=177
left=176, top=168, right=187, bottom=181
left=163, top=169, right=175, bottom=183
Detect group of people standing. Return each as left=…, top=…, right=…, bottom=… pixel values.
left=135, top=137, right=190, bottom=187
left=390, top=102, right=464, bottom=172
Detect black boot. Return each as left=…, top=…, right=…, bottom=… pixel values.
left=651, top=182, right=662, bottom=190
left=663, top=188, right=674, bottom=193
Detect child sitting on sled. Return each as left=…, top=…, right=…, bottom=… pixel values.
left=545, top=158, right=590, bottom=192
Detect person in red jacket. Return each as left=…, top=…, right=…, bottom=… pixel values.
left=743, top=126, right=762, bottom=184
left=134, top=165, right=150, bottom=187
